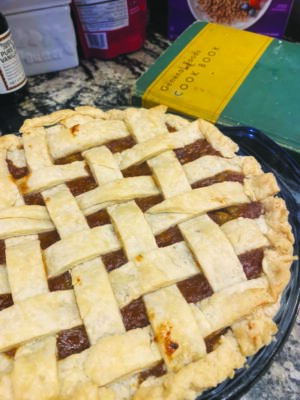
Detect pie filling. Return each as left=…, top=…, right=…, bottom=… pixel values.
left=174, top=138, right=221, bottom=163
left=6, top=159, right=29, bottom=179
left=23, top=191, right=45, bottom=205
left=0, top=106, right=294, bottom=400
left=0, top=293, right=13, bottom=311
left=56, top=325, right=90, bottom=360
left=66, top=174, right=98, bottom=196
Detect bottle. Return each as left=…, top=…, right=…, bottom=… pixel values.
left=71, top=0, right=147, bottom=60
left=0, top=12, right=28, bottom=105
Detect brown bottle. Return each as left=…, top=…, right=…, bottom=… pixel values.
left=0, top=12, right=28, bottom=106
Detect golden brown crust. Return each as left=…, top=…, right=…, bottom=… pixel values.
left=198, top=119, right=239, bottom=157
left=232, top=308, right=278, bottom=357
left=134, top=333, right=245, bottom=400
left=0, top=134, right=21, bottom=152
left=20, top=110, right=77, bottom=134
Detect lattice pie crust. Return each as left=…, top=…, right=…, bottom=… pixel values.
left=0, top=105, right=294, bottom=400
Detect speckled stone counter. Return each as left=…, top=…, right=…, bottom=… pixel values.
left=2, top=29, right=300, bottom=400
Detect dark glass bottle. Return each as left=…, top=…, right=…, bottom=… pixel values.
left=0, top=12, right=28, bottom=106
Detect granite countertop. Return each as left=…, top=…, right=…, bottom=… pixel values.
left=3, top=29, right=300, bottom=400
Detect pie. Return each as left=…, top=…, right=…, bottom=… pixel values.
left=0, top=105, right=294, bottom=400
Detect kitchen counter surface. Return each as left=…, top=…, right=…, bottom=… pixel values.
left=3, top=28, right=300, bottom=400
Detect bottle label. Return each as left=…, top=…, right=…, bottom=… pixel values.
left=0, top=29, right=27, bottom=94
left=74, top=0, right=128, bottom=49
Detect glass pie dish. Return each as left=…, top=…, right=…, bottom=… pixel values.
left=197, top=125, right=300, bottom=399
left=0, top=110, right=299, bottom=400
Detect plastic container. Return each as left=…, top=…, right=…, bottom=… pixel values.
left=71, top=0, right=147, bottom=59
left=1, top=0, right=78, bottom=76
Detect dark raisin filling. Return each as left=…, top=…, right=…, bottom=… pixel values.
left=102, top=249, right=128, bottom=272
left=23, top=192, right=45, bottom=206
left=239, top=248, right=264, bottom=280
left=139, top=361, right=167, bottom=384
left=66, top=176, right=98, bottom=196
left=121, top=297, right=149, bottom=331
left=55, top=153, right=84, bottom=165
left=56, top=325, right=90, bottom=360
left=0, top=240, right=6, bottom=264
left=208, top=201, right=263, bottom=226
left=136, top=195, right=164, bottom=213
left=106, top=136, right=136, bottom=153
left=177, top=274, right=214, bottom=303
left=86, top=210, right=110, bottom=228
left=174, top=139, right=221, bottom=164
left=191, top=171, right=244, bottom=189
left=48, top=271, right=73, bottom=291
left=0, top=293, right=13, bottom=311
left=6, top=159, right=28, bottom=179
left=205, top=328, right=229, bottom=353
left=122, top=162, right=152, bottom=177
left=166, top=123, right=177, bottom=133
left=155, top=226, right=183, bottom=248
left=39, top=230, right=60, bottom=250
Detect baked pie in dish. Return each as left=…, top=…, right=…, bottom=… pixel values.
left=0, top=105, right=295, bottom=400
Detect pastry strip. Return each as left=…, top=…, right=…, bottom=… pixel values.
left=60, top=113, right=95, bottom=128
left=147, top=181, right=250, bottom=215
left=134, top=333, right=245, bottom=400
left=0, top=143, right=23, bottom=210
left=46, top=120, right=129, bottom=159
left=144, top=285, right=206, bottom=372
left=0, top=218, right=54, bottom=240
left=44, top=225, right=121, bottom=277
left=0, top=266, right=9, bottom=294
left=12, top=336, right=59, bottom=400
left=221, top=218, right=270, bottom=255
left=124, top=106, right=168, bottom=142
left=110, top=242, right=200, bottom=307
left=148, top=151, right=191, bottom=198
left=108, top=201, right=157, bottom=259
left=183, top=155, right=242, bottom=184
left=84, top=327, right=162, bottom=386
left=0, top=205, right=51, bottom=221
left=5, top=240, right=48, bottom=302
left=58, top=350, right=92, bottom=400
left=17, top=162, right=89, bottom=194
left=179, top=214, right=246, bottom=292
left=0, top=373, right=13, bottom=400
left=77, top=176, right=159, bottom=212
left=0, top=291, right=82, bottom=352
left=22, top=127, right=53, bottom=170
left=72, top=258, right=125, bottom=344
left=43, top=185, right=89, bottom=238
left=83, top=146, right=122, bottom=185
left=20, top=109, right=76, bottom=133
left=164, top=113, right=190, bottom=130
left=195, top=277, right=273, bottom=336
left=117, top=121, right=203, bottom=170
left=198, top=119, right=238, bottom=158
left=244, top=174, right=279, bottom=201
